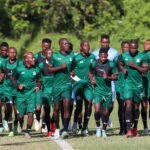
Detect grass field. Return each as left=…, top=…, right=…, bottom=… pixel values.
left=0, top=101, right=150, bottom=150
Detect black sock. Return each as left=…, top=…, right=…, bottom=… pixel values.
left=19, top=119, right=24, bottom=129
left=63, top=118, right=69, bottom=131
left=79, top=124, right=82, bottom=130
left=36, top=110, right=41, bottom=122
left=8, top=121, right=13, bottom=131
left=102, top=114, right=109, bottom=130
left=141, top=109, right=148, bottom=129
left=14, top=114, right=19, bottom=126
left=125, top=110, right=132, bottom=130
left=133, top=109, right=139, bottom=129
left=26, top=124, right=32, bottom=133
left=94, top=112, right=100, bottom=127
left=83, top=108, right=91, bottom=130
left=42, top=114, right=46, bottom=129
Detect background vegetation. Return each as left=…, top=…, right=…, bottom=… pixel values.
left=0, top=0, right=150, bottom=55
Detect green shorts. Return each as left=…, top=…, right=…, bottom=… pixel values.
left=52, top=86, right=72, bottom=103
left=75, top=82, right=93, bottom=101
left=123, top=84, right=144, bottom=103
left=43, top=93, right=53, bottom=107
left=16, top=94, right=36, bottom=116
left=94, top=92, right=112, bottom=109
left=35, top=90, right=43, bottom=107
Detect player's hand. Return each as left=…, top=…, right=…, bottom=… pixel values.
left=103, top=71, right=108, bottom=79
left=35, top=86, right=40, bottom=92
left=71, top=71, right=75, bottom=77
left=91, top=78, right=96, bottom=85
left=122, top=68, right=128, bottom=74
left=0, top=73, right=5, bottom=81
left=18, top=84, right=24, bottom=90
left=61, top=62, right=66, bottom=69
left=129, top=61, right=136, bottom=69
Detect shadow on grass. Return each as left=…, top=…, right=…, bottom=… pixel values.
left=0, top=139, right=51, bottom=147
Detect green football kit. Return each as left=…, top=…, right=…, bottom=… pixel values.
left=50, top=51, right=74, bottom=103
left=92, top=59, right=117, bottom=109
left=73, top=53, right=96, bottom=101
left=13, top=62, right=41, bottom=116
left=121, top=51, right=148, bottom=103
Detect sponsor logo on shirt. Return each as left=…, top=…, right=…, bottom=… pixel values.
left=21, top=72, right=25, bottom=74
left=57, top=58, right=62, bottom=60
left=79, top=60, right=84, bottom=64
left=136, top=59, right=140, bottom=62
left=125, top=58, right=128, bottom=61
left=32, top=71, right=36, bottom=75
left=70, top=58, right=73, bottom=61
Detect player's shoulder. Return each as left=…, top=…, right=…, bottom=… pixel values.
left=122, top=51, right=129, bottom=57
left=109, top=60, right=116, bottom=67
left=34, top=51, right=41, bottom=58
left=89, top=53, right=96, bottom=59
left=74, top=53, right=82, bottom=60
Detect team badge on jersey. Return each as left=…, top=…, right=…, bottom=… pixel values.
left=79, top=60, right=84, bottom=64
left=136, top=59, right=140, bottom=63
left=21, top=72, right=25, bottom=74
left=32, top=71, right=36, bottom=75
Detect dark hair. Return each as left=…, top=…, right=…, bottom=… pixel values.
left=130, top=39, right=139, bottom=46
left=0, top=42, right=9, bottom=47
left=42, top=38, right=52, bottom=44
left=101, top=34, right=110, bottom=40
left=80, top=40, right=89, bottom=47
left=99, top=47, right=109, bottom=54
left=9, top=47, right=17, bottom=52
left=121, top=40, right=129, bottom=47
left=58, top=38, right=68, bottom=45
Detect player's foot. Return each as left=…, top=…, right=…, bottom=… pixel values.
left=61, top=131, right=69, bottom=139
left=14, top=125, right=18, bottom=135
left=108, top=118, right=113, bottom=128
left=126, top=130, right=133, bottom=138
left=81, top=129, right=89, bottom=137
left=96, top=128, right=102, bottom=137
left=119, top=128, right=125, bottom=135
left=142, top=128, right=149, bottom=134
left=25, top=132, right=31, bottom=139
left=8, top=131, right=14, bottom=137
left=34, top=118, right=40, bottom=131
left=3, top=120, right=9, bottom=131
left=77, top=129, right=82, bottom=135
left=47, top=131, right=53, bottom=137
left=101, top=129, right=107, bottom=138
left=42, top=125, right=48, bottom=133
left=54, top=129, right=60, bottom=139
left=132, top=128, right=139, bottom=137
left=0, top=127, right=4, bottom=133
left=72, top=122, right=77, bottom=134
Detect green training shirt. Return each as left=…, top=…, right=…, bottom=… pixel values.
left=121, top=51, right=148, bottom=87
left=50, top=51, right=74, bottom=87
left=74, top=53, right=96, bottom=82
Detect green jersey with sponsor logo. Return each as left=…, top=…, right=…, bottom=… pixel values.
left=121, top=51, right=148, bottom=88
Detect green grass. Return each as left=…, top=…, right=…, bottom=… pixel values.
left=0, top=101, right=150, bottom=150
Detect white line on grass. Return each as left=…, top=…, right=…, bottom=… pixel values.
left=49, top=137, right=74, bottom=150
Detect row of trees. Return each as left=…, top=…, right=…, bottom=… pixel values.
left=0, top=0, right=150, bottom=41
